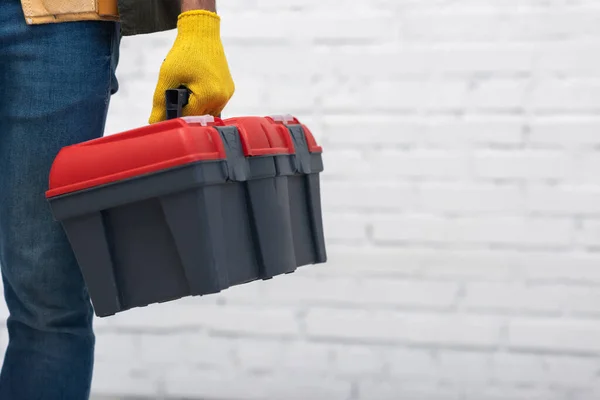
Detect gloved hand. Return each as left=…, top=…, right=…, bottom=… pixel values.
left=149, top=10, right=235, bottom=123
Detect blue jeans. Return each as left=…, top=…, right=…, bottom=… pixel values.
left=0, top=0, right=120, bottom=398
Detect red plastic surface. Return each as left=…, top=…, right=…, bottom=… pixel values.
left=46, top=115, right=323, bottom=198
left=300, top=124, right=323, bottom=153
left=264, top=116, right=322, bottom=153
left=46, top=118, right=226, bottom=198
left=223, top=117, right=295, bottom=156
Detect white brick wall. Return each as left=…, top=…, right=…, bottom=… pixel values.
left=98, top=1, right=600, bottom=399
left=7, top=0, right=600, bottom=399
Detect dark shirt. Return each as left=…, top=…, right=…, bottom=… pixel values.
left=118, top=0, right=181, bottom=36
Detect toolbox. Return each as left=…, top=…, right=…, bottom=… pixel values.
left=45, top=89, right=326, bottom=317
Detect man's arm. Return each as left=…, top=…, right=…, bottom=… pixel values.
left=181, top=0, right=216, bottom=12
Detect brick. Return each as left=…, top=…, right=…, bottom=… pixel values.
left=463, top=387, right=566, bottom=400
left=316, top=245, right=422, bottom=277
left=138, top=333, right=237, bottom=368
left=278, top=342, right=334, bottom=373
left=320, top=149, right=368, bottom=178
left=359, top=279, right=460, bottom=308
left=91, top=359, right=160, bottom=398
left=556, top=285, right=600, bottom=315
left=235, top=340, right=286, bottom=371
left=419, top=183, right=522, bottom=213
left=508, top=318, right=600, bottom=353
left=425, top=117, right=524, bottom=147
left=399, top=8, right=600, bottom=43
left=426, top=80, right=469, bottom=110
left=261, top=374, right=352, bottom=400
left=401, top=314, right=504, bottom=348
left=262, top=276, right=458, bottom=309
left=308, top=14, right=397, bottom=42
left=521, top=251, right=600, bottom=284
left=237, top=339, right=333, bottom=374
left=432, top=44, right=536, bottom=73
left=526, top=185, right=600, bottom=215
left=305, top=308, right=405, bottom=342
left=490, top=352, right=545, bottom=385
left=505, top=284, right=600, bottom=315
left=166, top=368, right=352, bottom=400
left=107, top=302, right=210, bottom=331
left=437, top=350, right=492, bottom=384
left=263, top=77, right=319, bottom=113
left=317, top=46, right=436, bottom=76
left=306, top=309, right=503, bottom=348
left=260, top=275, right=357, bottom=305
left=531, top=80, right=600, bottom=111
left=321, top=79, right=428, bottom=112
left=322, top=212, right=369, bottom=242
left=373, top=216, right=450, bottom=244
left=401, top=11, right=507, bottom=42
left=94, top=333, right=141, bottom=363
left=543, top=355, right=599, bottom=386
left=321, top=181, right=417, bottom=211
left=165, top=369, right=266, bottom=400
left=575, top=220, right=600, bottom=247
left=330, top=344, right=384, bottom=376
left=514, top=9, right=600, bottom=40
left=329, top=79, right=468, bottom=113
left=373, top=216, right=572, bottom=247
left=252, top=0, right=339, bottom=11
left=223, top=14, right=297, bottom=42
left=195, top=305, right=300, bottom=337
left=462, top=283, right=567, bottom=313
left=137, top=334, right=183, bottom=367
left=372, top=150, right=470, bottom=179
left=466, top=79, right=527, bottom=110
left=577, top=154, right=600, bottom=185
left=538, top=43, right=600, bottom=75
left=418, top=249, right=523, bottom=281
left=387, top=348, right=438, bottom=380
left=358, top=380, right=462, bottom=400
left=321, top=115, right=424, bottom=146
left=474, top=150, right=568, bottom=180
left=243, top=0, right=309, bottom=11
left=529, top=118, right=600, bottom=147
left=225, top=45, right=318, bottom=78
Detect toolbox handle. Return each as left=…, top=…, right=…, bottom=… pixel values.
left=165, top=87, right=222, bottom=120
left=165, top=87, right=190, bottom=120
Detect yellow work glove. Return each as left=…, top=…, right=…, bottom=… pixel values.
left=149, top=10, right=235, bottom=123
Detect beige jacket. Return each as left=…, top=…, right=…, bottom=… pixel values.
left=20, top=0, right=119, bottom=25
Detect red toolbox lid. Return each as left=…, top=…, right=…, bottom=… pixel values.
left=223, top=116, right=295, bottom=156
left=46, top=118, right=227, bottom=198
left=265, top=115, right=323, bottom=153
left=46, top=115, right=321, bottom=198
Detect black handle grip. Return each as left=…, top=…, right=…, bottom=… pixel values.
left=165, top=87, right=191, bottom=120
left=165, top=87, right=222, bottom=120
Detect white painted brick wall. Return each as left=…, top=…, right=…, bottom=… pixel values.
left=4, top=0, right=600, bottom=399
left=98, top=1, right=600, bottom=398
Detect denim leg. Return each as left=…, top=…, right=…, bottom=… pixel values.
left=0, top=1, right=120, bottom=398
